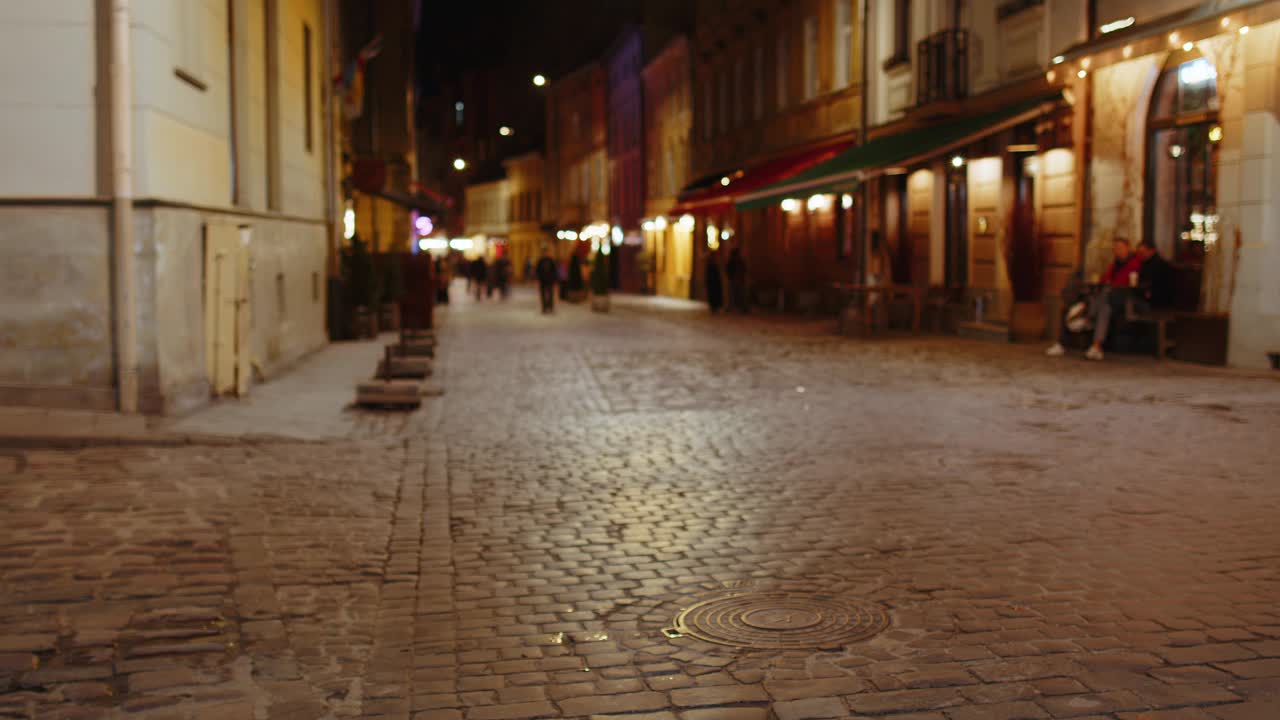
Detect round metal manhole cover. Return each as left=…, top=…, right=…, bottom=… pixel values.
left=672, top=591, right=889, bottom=650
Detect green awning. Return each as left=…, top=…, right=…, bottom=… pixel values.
left=736, top=93, right=1061, bottom=210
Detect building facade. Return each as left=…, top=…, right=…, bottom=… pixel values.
left=683, top=0, right=865, bottom=308
left=0, top=0, right=337, bottom=414
left=858, top=0, right=1080, bottom=330
left=545, top=62, right=609, bottom=258
left=463, top=178, right=510, bottom=260
left=606, top=28, right=650, bottom=292
left=1066, top=0, right=1280, bottom=367
left=341, top=0, right=420, bottom=255
left=503, top=152, right=549, bottom=279
left=739, top=0, right=1079, bottom=332
left=642, top=36, right=696, bottom=299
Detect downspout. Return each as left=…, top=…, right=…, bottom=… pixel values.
left=1077, top=0, right=1096, bottom=269
left=858, top=0, right=870, bottom=285
left=323, top=0, right=338, bottom=274
left=110, top=0, right=138, bottom=413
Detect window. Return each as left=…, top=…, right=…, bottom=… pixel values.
left=834, top=0, right=853, bottom=89
left=754, top=45, right=765, bottom=120
left=890, top=0, right=912, bottom=67
left=312, top=272, right=319, bottom=302
left=803, top=16, right=819, bottom=100
left=703, top=77, right=713, bottom=139
left=303, top=23, right=313, bottom=152
left=776, top=32, right=790, bottom=110
left=1145, top=52, right=1220, bottom=301
left=734, top=58, right=745, bottom=128
left=175, top=2, right=208, bottom=90
left=718, top=69, right=729, bottom=133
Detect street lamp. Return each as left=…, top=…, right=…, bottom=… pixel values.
left=532, top=74, right=547, bottom=87
left=499, top=126, right=513, bottom=137
left=453, top=158, right=467, bottom=171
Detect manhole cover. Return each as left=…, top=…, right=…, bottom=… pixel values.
left=671, top=591, right=889, bottom=649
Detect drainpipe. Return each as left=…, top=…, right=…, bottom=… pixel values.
left=110, top=0, right=138, bottom=413
left=858, top=0, right=871, bottom=285
left=322, top=0, right=338, bottom=274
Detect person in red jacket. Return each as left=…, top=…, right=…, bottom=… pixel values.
left=1047, top=237, right=1143, bottom=361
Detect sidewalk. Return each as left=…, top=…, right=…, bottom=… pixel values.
left=0, top=332, right=421, bottom=446
left=163, top=332, right=421, bottom=441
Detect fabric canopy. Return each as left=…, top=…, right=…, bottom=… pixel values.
left=670, top=136, right=854, bottom=216
left=735, top=93, right=1062, bottom=211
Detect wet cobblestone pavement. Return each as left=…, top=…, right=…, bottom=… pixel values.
left=3, top=288, right=1280, bottom=719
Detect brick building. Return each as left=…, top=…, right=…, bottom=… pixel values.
left=545, top=62, right=609, bottom=259
left=680, top=0, right=865, bottom=308
left=642, top=36, right=696, bottom=299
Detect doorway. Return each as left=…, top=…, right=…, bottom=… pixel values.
left=204, top=223, right=252, bottom=397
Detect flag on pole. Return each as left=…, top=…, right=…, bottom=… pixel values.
left=336, top=34, right=384, bottom=120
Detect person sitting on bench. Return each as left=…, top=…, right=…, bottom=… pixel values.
left=1136, top=240, right=1175, bottom=311
left=1047, top=237, right=1143, bottom=361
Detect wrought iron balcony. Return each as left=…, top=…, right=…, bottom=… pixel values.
left=916, top=29, right=969, bottom=108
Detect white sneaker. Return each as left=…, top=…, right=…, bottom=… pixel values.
left=1045, top=343, right=1065, bottom=357
left=1085, top=346, right=1104, bottom=361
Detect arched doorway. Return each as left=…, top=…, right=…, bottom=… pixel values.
left=1144, top=48, right=1222, bottom=310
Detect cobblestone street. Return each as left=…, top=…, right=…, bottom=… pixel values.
left=4, top=288, right=1280, bottom=719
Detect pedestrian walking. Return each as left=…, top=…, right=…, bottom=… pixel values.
left=535, top=247, right=558, bottom=314
left=495, top=257, right=513, bottom=300
left=704, top=250, right=724, bottom=314
left=469, top=256, right=488, bottom=302
left=726, top=247, right=748, bottom=314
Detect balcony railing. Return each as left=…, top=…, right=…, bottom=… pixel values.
left=916, top=29, right=969, bottom=107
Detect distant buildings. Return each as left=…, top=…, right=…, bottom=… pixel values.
left=642, top=36, right=695, bottom=299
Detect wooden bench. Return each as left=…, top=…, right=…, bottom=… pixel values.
left=1124, top=298, right=1216, bottom=361
left=1125, top=308, right=1179, bottom=360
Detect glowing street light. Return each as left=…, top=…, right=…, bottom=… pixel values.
left=453, top=158, right=467, bottom=171
left=499, top=126, right=513, bottom=137
left=532, top=74, right=547, bottom=87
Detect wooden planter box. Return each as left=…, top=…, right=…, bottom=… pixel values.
left=355, top=380, right=421, bottom=409
left=376, top=356, right=432, bottom=379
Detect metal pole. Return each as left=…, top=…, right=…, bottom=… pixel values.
left=111, top=0, right=138, bottom=413
left=323, top=0, right=338, bottom=271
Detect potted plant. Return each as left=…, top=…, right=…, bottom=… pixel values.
left=341, top=234, right=378, bottom=338
left=1004, top=217, right=1049, bottom=342
left=589, top=249, right=610, bottom=312
left=565, top=253, right=588, bottom=303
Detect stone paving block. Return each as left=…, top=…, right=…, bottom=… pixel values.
left=846, top=688, right=964, bottom=715
left=772, top=696, right=849, bottom=719
left=559, top=691, right=669, bottom=716
left=670, top=684, right=771, bottom=707
left=1117, top=710, right=1221, bottom=720
left=1036, top=690, right=1147, bottom=717
left=1157, top=645, right=1257, bottom=666
left=465, top=700, right=558, bottom=719
left=1215, top=659, right=1280, bottom=679
left=679, top=709, right=770, bottom=720
left=945, top=700, right=1050, bottom=720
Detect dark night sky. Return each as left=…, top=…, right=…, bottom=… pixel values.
left=419, top=0, right=691, bottom=98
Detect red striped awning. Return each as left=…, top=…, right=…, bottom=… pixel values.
left=669, top=136, right=855, bottom=216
